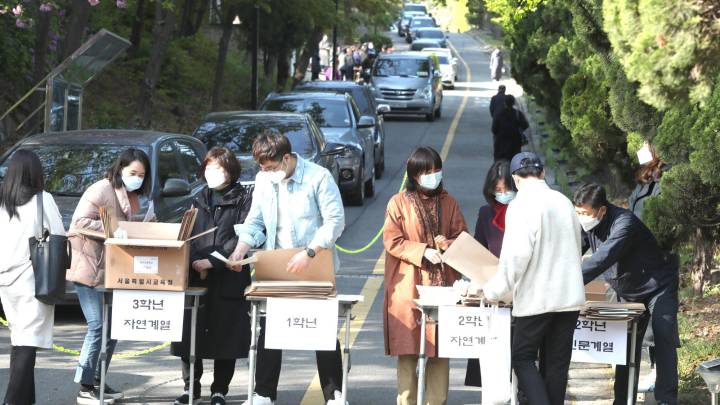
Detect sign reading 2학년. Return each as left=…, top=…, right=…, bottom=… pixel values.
left=438, top=305, right=511, bottom=359
left=111, top=290, right=185, bottom=342
left=265, top=298, right=339, bottom=351
left=571, top=318, right=628, bottom=365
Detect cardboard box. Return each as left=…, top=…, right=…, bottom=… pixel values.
left=585, top=280, right=609, bottom=302
left=104, top=221, right=194, bottom=291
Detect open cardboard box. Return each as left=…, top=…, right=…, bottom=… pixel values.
left=104, top=218, right=212, bottom=291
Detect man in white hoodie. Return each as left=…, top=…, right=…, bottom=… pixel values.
left=483, top=152, right=586, bottom=405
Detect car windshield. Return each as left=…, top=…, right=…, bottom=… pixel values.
left=411, top=18, right=433, bottom=28
left=419, top=30, right=444, bottom=39
left=404, top=4, right=426, bottom=13
left=0, top=144, right=148, bottom=196
left=374, top=58, right=430, bottom=78
left=193, top=118, right=314, bottom=158
left=263, top=99, right=351, bottom=128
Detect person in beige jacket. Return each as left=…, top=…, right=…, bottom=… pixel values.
left=66, top=148, right=151, bottom=404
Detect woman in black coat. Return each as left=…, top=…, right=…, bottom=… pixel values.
left=491, top=95, right=529, bottom=161
left=171, top=147, right=252, bottom=405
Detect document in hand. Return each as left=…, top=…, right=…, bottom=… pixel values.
left=440, top=231, right=498, bottom=286
left=253, top=248, right=335, bottom=285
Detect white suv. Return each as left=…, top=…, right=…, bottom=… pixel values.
left=422, top=48, right=458, bottom=89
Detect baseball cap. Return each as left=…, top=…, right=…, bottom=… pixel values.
left=510, top=152, right=543, bottom=174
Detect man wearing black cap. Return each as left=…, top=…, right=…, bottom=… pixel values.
left=483, top=152, right=586, bottom=405
left=573, top=183, right=679, bottom=405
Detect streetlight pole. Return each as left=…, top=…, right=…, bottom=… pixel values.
left=331, top=0, right=338, bottom=80
left=251, top=4, right=259, bottom=109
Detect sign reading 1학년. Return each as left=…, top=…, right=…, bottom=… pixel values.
left=437, top=305, right=511, bottom=359
left=111, top=290, right=185, bottom=342
left=265, top=298, right=339, bottom=351
left=571, top=318, right=628, bottom=365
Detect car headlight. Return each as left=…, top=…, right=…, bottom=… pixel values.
left=417, top=86, right=432, bottom=99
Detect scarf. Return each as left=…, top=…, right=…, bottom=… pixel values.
left=492, top=202, right=508, bottom=231
left=406, top=190, right=447, bottom=286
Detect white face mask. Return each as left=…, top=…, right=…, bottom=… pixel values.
left=577, top=214, right=601, bottom=232
left=204, top=168, right=227, bottom=189
left=495, top=191, right=516, bottom=205
left=637, top=143, right=654, bottom=165
left=257, top=159, right=288, bottom=184
left=122, top=175, right=144, bottom=192
left=419, top=171, right=442, bottom=190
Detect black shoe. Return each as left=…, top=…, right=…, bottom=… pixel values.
left=94, top=380, right=124, bottom=400
left=174, top=391, right=201, bottom=405
left=77, top=387, right=115, bottom=404
left=210, top=392, right=226, bottom=405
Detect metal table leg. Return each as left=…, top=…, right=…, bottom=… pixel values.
left=627, top=319, right=638, bottom=405
left=247, top=301, right=259, bottom=405
left=99, top=293, right=109, bottom=404
left=417, top=308, right=428, bottom=405
left=341, top=304, right=352, bottom=404
left=188, top=295, right=199, bottom=405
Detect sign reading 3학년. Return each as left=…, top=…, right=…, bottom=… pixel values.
left=265, top=298, right=339, bottom=351
left=438, top=305, right=511, bottom=359
left=111, top=290, right=185, bottom=342
left=571, top=318, right=628, bottom=365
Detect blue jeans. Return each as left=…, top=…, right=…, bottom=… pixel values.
left=74, top=283, right=117, bottom=386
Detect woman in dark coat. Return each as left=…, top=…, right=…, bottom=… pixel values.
left=171, top=147, right=252, bottom=405
left=491, top=95, right=529, bottom=161
left=465, top=160, right=515, bottom=387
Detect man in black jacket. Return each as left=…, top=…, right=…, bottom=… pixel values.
left=489, top=85, right=506, bottom=118
left=573, top=183, right=679, bottom=405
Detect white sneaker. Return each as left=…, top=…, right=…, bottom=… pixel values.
left=241, top=393, right=275, bottom=405
left=326, top=390, right=349, bottom=405
left=638, top=369, right=656, bottom=392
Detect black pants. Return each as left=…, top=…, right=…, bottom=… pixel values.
left=181, top=357, right=236, bottom=396
left=512, top=311, right=579, bottom=405
left=4, top=346, right=37, bottom=405
left=255, top=320, right=343, bottom=401
left=614, top=285, right=679, bottom=405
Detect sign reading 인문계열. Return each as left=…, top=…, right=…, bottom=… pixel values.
left=438, top=305, right=511, bottom=359
left=571, top=318, right=627, bottom=365
left=111, top=290, right=185, bottom=342
left=265, top=297, right=339, bottom=351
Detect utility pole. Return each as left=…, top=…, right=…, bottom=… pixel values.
left=331, top=0, right=338, bottom=80
left=251, top=4, right=259, bottom=109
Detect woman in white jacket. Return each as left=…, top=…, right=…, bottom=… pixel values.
left=0, top=150, right=66, bottom=405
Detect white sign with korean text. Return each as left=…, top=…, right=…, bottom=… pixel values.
left=438, top=305, right=511, bottom=359
left=133, top=256, right=158, bottom=274
left=571, top=318, right=628, bottom=365
left=111, top=290, right=185, bottom=342
left=265, top=298, right=339, bottom=351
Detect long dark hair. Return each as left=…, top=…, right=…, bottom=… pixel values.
left=0, top=150, right=45, bottom=220
left=483, top=160, right=515, bottom=205
left=106, top=148, right=152, bottom=196
left=406, top=146, right=443, bottom=194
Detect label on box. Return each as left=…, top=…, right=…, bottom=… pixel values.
left=571, top=318, right=627, bottom=365
left=265, top=298, right=338, bottom=351
left=111, top=289, right=184, bottom=342
left=133, top=256, right=159, bottom=274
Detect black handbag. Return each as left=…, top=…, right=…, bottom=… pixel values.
left=28, top=192, right=70, bottom=305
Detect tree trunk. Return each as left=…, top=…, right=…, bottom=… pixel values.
left=690, top=227, right=715, bottom=297
left=129, top=0, right=147, bottom=54
left=292, top=27, right=324, bottom=87
left=178, top=0, right=194, bottom=36
left=62, top=0, right=92, bottom=60
left=191, top=0, right=208, bottom=36
left=265, top=49, right=277, bottom=80
left=276, top=47, right=291, bottom=90
left=138, top=0, right=177, bottom=127
left=211, top=4, right=237, bottom=111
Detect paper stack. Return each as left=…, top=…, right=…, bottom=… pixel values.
left=582, top=302, right=645, bottom=321
left=177, top=208, right=198, bottom=241
left=244, top=281, right=336, bottom=298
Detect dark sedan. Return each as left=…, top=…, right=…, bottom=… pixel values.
left=294, top=81, right=390, bottom=178
left=415, top=28, right=447, bottom=48
left=191, top=111, right=343, bottom=185
left=0, top=129, right=208, bottom=302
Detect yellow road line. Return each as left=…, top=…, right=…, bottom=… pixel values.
left=299, top=38, right=473, bottom=404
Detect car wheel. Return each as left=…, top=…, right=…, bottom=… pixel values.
left=425, top=111, right=435, bottom=122
left=365, top=165, right=376, bottom=197
left=435, top=102, right=442, bottom=118
left=346, top=165, right=365, bottom=206
left=375, top=147, right=385, bottom=179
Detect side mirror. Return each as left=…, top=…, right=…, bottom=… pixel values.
left=162, top=178, right=191, bottom=197
left=322, top=143, right=346, bottom=156
left=376, top=104, right=391, bottom=115
left=358, top=116, right=376, bottom=129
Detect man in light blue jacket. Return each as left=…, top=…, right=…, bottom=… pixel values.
left=229, top=133, right=346, bottom=405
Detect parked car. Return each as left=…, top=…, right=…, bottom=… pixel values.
left=0, top=129, right=208, bottom=302
left=369, top=52, right=444, bottom=122
left=411, top=38, right=443, bottom=51
left=398, top=11, right=424, bottom=37
left=261, top=92, right=376, bottom=205
left=403, top=2, right=428, bottom=14
left=294, top=81, right=390, bottom=178
left=191, top=111, right=343, bottom=186
left=422, top=48, right=458, bottom=88
left=406, top=16, right=436, bottom=43
left=415, top=28, right=447, bottom=48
